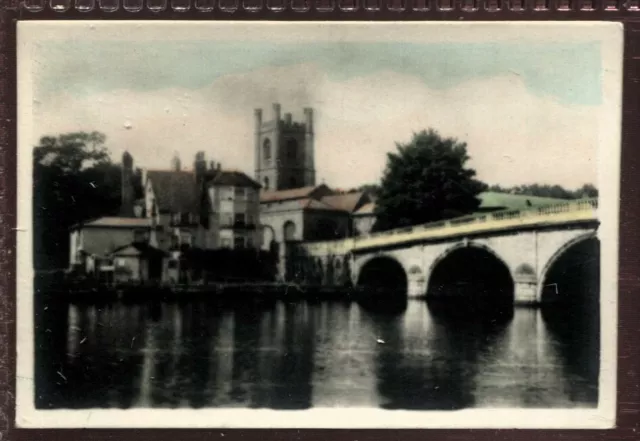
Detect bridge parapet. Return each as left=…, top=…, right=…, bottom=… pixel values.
left=300, top=198, right=598, bottom=256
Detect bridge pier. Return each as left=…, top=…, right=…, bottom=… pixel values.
left=514, top=281, right=539, bottom=306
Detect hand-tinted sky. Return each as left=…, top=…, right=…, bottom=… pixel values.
left=30, top=26, right=604, bottom=190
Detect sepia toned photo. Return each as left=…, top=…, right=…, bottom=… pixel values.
left=16, top=21, right=622, bottom=428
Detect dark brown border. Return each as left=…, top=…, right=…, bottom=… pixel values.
left=1, top=5, right=639, bottom=441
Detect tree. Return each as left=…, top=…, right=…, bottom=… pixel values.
left=487, top=183, right=598, bottom=199
left=373, top=129, right=487, bottom=231
left=33, top=132, right=122, bottom=270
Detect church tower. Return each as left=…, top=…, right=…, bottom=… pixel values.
left=254, top=103, right=315, bottom=191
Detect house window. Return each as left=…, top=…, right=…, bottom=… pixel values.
left=180, top=231, right=192, bottom=246
left=221, top=238, right=231, bottom=248
left=221, top=212, right=233, bottom=226
left=116, top=258, right=126, bottom=267
left=168, top=260, right=178, bottom=269
left=290, top=177, right=298, bottom=188
left=234, top=187, right=245, bottom=199
left=247, top=236, right=254, bottom=248
left=247, top=214, right=254, bottom=226
left=263, top=177, right=270, bottom=190
left=235, top=213, right=245, bottom=226
left=234, top=236, right=245, bottom=249
left=263, top=139, right=272, bottom=162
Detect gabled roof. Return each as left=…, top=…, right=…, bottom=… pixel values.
left=321, top=192, right=370, bottom=213
left=298, top=198, right=348, bottom=212
left=260, top=184, right=332, bottom=203
left=146, top=170, right=199, bottom=214
left=73, top=217, right=152, bottom=229
left=209, top=170, right=261, bottom=189
left=354, top=202, right=376, bottom=216
left=111, top=242, right=167, bottom=257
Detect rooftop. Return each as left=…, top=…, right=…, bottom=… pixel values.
left=354, top=202, right=376, bottom=215
left=146, top=170, right=199, bottom=214
left=111, top=242, right=167, bottom=257
left=209, top=170, right=261, bottom=189
left=73, top=217, right=152, bottom=229
left=321, top=192, right=369, bottom=213
left=260, top=184, right=332, bottom=203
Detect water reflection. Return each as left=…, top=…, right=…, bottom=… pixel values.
left=35, top=296, right=599, bottom=410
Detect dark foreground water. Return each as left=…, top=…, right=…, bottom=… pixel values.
left=35, top=297, right=599, bottom=410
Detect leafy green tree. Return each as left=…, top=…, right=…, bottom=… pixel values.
left=33, top=132, right=122, bottom=270
left=487, top=183, right=598, bottom=199
left=575, top=183, right=598, bottom=198
left=373, top=129, right=487, bottom=231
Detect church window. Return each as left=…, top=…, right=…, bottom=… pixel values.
left=263, top=139, right=272, bottom=162
left=286, top=139, right=298, bottom=159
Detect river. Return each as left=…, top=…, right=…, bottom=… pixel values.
left=34, top=296, right=599, bottom=410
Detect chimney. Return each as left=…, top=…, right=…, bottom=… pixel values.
left=216, top=162, right=221, bottom=171
left=284, top=113, right=292, bottom=125
left=254, top=108, right=263, bottom=133
left=273, top=103, right=281, bottom=123
left=171, top=153, right=181, bottom=171
left=194, top=151, right=206, bottom=186
left=209, top=161, right=215, bottom=171
left=304, top=107, right=313, bottom=134
left=120, top=151, right=134, bottom=217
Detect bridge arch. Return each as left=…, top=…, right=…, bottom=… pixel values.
left=538, top=232, right=600, bottom=305
left=426, top=242, right=514, bottom=305
left=356, top=255, right=408, bottom=296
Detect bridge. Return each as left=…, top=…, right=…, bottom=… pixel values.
left=290, top=198, right=600, bottom=306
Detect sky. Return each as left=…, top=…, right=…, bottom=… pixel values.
left=29, top=28, right=604, bottom=191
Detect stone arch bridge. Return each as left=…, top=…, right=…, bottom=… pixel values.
left=292, top=199, right=599, bottom=305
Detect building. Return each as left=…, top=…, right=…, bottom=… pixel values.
left=110, top=242, right=166, bottom=284
left=254, top=104, right=374, bottom=280
left=68, top=216, right=158, bottom=282
left=353, top=202, right=377, bottom=236
left=204, top=169, right=262, bottom=250
left=70, top=149, right=262, bottom=284
left=255, top=103, right=315, bottom=191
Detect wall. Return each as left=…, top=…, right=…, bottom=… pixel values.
left=75, top=227, right=141, bottom=259
left=113, top=256, right=141, bottom=283
left=209, top=184, right=261, bottom=249
left=303, top=210, right=351, bottom=241
left=353, top=214, right=376, bottom=236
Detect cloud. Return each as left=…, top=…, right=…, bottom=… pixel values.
left=32, top=63, right=598, bottom=190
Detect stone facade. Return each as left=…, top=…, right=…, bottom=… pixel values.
left=255, top=104, right=315, bottom=191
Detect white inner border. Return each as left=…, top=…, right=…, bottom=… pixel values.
left=15, top=20, right=623, bottom=429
